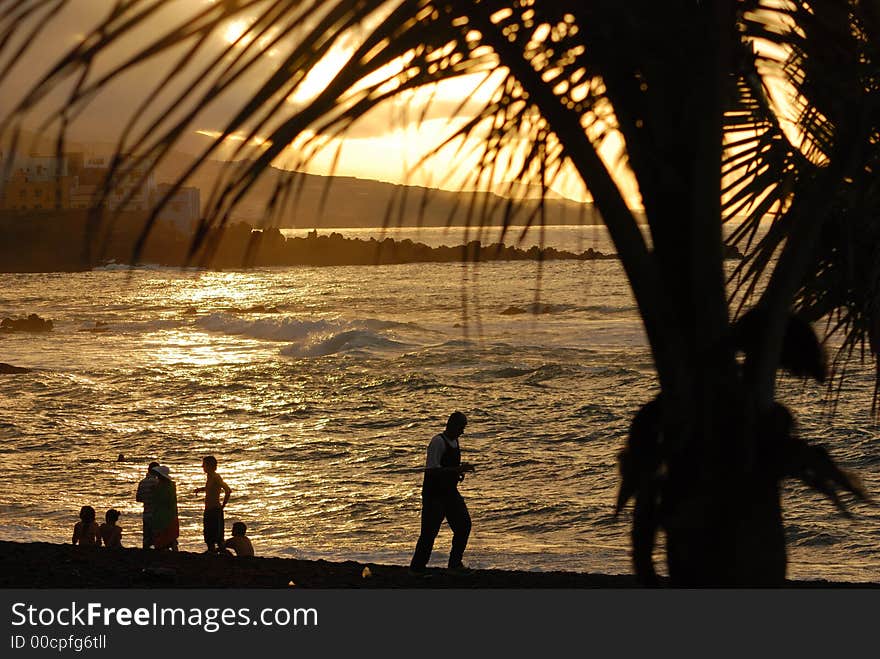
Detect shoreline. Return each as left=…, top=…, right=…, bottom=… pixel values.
left=0, top=212, right=617, bottom=272
left=0, top=212, right=742, bottom=272
left=1, top=541, right=875, bottom=588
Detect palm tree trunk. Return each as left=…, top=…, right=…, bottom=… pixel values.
left=661, top=387, right=788, bottom=585
left=596, top=1, right=788, bottom=585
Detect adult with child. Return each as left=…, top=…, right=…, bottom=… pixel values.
left=72, top=505, right=101, bottom=547
left=409, top=411, right=476, bottom=576
left=135, top=461, right=160, bottom=548
left=150, top=465, right=179, bottom=550
left=224, top=522, right=254, bottom=557
left=99, top=509, right=123, bottom=548
left=195, top=455, right=231, bottom=552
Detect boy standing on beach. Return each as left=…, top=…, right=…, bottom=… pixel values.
left=194, top=455, right=231, bottom=552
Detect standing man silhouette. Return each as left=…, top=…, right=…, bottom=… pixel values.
left=409, top=411, right=475, bottom=576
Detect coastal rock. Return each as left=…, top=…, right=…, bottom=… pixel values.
left=0, top=363, right=31, bottom=374
left=1, top=313, right=53, bottom=332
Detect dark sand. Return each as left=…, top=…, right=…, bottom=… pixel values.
left=1, top=541, right=875, bottom=587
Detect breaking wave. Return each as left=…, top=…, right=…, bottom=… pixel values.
left=195, top=313, right=423, bottom=343
left=501, top=303, right=577, bottom=315
left=280, top=329, right=409, bottom=357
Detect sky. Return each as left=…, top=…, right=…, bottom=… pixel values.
left=0, top=0, right=610, bottom=203
left=0, top=1, right=805, bottom=213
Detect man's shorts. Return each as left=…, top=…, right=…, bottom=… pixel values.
left=203, top=507, right=224, bottom=546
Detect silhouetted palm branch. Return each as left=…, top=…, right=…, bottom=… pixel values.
left=736, top=2, right=880, bottom=405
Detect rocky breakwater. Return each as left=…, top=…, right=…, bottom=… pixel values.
left=184, top=226, right=745, bottom=267
left=240, top=229, right=621, bottom=267
left=0, top=211, right=745, bottom=271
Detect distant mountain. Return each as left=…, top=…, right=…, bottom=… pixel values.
left=4, top=129, right=601, bottom=228
left=154, top=157, right=600, bottom=229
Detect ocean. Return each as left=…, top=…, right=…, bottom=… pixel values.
left=0, top=225, right=877, bottom=582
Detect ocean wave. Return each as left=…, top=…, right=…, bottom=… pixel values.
left=574, top=404, right=625, bottom=424
left=478, top=363, right=582, bottom=383
left=525, top=363, right=583, bottom=384
left=91, top=263, right=202, bottom=272
left=581, top=304, right=636, bottom=315
left=421, top=339, right=477, bottom=351
left=489, top=367, right=539, bottom=379
left=784, top=521, right=845, bottom=547
left=281, top=329, right=409, bottom=357
left=793, top=532, right=843, bottom=548
left=196, top=313, right=427, bottom=343
left=76, top=319, right=183, bottom=334
left=501, top=303, right=577, bottom=315
left=224, top=304, right=283, bottom=314
left=197, top=313, right=330, bottom=341
left=350, top=373, right=441, bottom=393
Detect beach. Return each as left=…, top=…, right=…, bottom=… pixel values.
left=0, top=540, right=641, bottom=588
left=4, top=541, right=878, bottom=588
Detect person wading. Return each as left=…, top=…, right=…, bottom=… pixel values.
left=409, top=411, right=475, bottom=576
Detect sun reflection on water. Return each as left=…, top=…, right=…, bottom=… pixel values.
left=147, top=331, right=256, bottom=366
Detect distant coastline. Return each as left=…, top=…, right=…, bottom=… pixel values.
left=0, top=210, right=619, bottom=272
left=0, top=210, right=743, bottom=273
